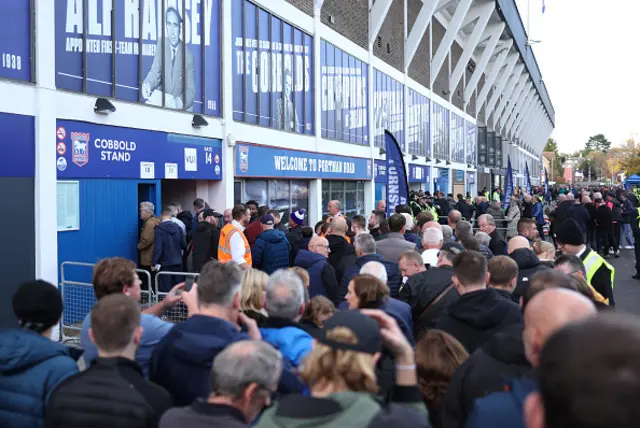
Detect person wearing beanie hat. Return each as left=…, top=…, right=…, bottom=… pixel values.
left=556, top=218, right=615, bottom=307
left=0, top=280, right=79, bottom=427
left=287, top=208, right=306, bottom=265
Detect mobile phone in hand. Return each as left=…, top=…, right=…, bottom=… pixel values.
left=184, top=277, right=194, bottom=292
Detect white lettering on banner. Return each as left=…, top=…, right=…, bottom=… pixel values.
left=64, top=0, right=214, bottom=54
left=94, top=137, right=136, bottom=162
left=373, top=88, right=403, bottom=137
left=321, top=62, right=368, bottom=130
left=272, top=155, right=356, bottom=175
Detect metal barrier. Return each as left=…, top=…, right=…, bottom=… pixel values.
left=154, top=271, right=199, bottom=324
left=59, top=261, right=152, bottom=344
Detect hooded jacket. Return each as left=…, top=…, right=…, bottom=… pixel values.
left=398, top=265, right=459, bottom=339
left=255, top=387, right=429, bottom=428
left=435, top=288, right=523, bottom=353
left=152, top=220, right=185, bottom=267
left=0, top=329, right=79, bottom=428
left=441, top=324, right=531, bottom=428
left=150, top=315, right=249, bottom=406
left=509, top=248, right=550, bottom=300
left=327, top=235, right=355, bottom=272
left=338, top=253, right=403, bottom=300
left=192, top=221, right=220, bottom=272
left=286, top=226, right=305, bottom=266
left=294, top=249, right=339, bottom=303
left=462, top=378, right=537, bottom=428
left=260, top=317, right=313, bottom=368
left=252, top=229, right=291, bottom=274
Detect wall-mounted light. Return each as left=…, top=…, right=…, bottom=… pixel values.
left=467, top=164, right=473, bottom=168
left=192, top=114, right=209, bottom=128
left=425, top=157, right=432, bottom=162
left=94, top=98, right=115, bottom=114
left=446, top=160, right=451, bottom=166
left=435, top=159, right=442, bottom=164
left=411, top=154, right=419, bottom=160
left=379, top=148, right=386, bottom=155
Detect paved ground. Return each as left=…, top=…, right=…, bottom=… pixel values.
left=607, top=248, right=640, bottom=313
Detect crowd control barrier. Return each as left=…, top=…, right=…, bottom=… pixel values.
left=154, top=271, right=199, bottom=324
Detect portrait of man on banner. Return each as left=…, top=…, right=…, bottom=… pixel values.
left=275, top=65, right=300, bottom=131
left=142, top=6, right=196, bottom=111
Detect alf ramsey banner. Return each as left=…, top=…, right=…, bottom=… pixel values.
left=55, top=0, right=221, bottom=115
left=0, top=1, right=32, bottom=81
left=232, top=0, right=313, bottom=135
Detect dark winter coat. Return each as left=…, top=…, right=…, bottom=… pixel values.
left=456, top=200, right=474, bottom=221
left=338, top=253, right=403, bottom=301
left=191, top=222, right=220, bottom=272
left=509, top=248, right=550, bottom=300
left=462, top=378, right=537, bottom=428
left=522, top=201, right=532, bottom=219
left=152, top=221, right=186, bottom=267
left=435, top=288, right=522, bottom=353
left=440, top=324, right=531, bottom=428
left=595, top=204, right=614, bottom=232
left=326, top=235, right=355, bottom=272
left=177, top=211, right=194, bottom=243
left=286, top=226, right=305, bottom=266
left=398, top=265, right=458, bottom=339
left=566, top=203, right=591, bottom=234
left=610, top=198, right=623, bottom=222
left=294, top=250, right=339, bottom=303
left=252, top=229, right=291, bottom=274
left=46, top=357, right=173, bottom=428
left=160, top=401, right=247, bottom=428
left=404, top=231, right=423, bottom=250
left=488, top=229, right=507, bottom=256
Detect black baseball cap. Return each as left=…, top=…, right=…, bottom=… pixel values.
left=314, top=311, right=382, bottom=354
left=202, top=208, right=220, bottom=219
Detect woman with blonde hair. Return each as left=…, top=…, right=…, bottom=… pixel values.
left=256, top=310, right=427, bottom=427
left=240, top=268, right=269, bottom=327
left=415, top=330, right=469, bottom=428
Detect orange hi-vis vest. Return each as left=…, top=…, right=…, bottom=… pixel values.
left=218, top=223, right=252, bottom=265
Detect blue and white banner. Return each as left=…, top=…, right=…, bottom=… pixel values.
left=385, top=130, right=408, bottom=217
left=504, top=156, right=514, bottom=210
left=374, top=159, right=387, bottom=184
left=320, top=40, right=367, bottom=145
left=1, top=113, right=34, bottom=177
left=235, top=144, right=373, bottom=180
left=0, top=1, right=31, bottom=81
left=432, top=102, right=450, bottom=160
left=451, top=113, right=465, bottom=163
left=55, top=120, right=223, bottom=180
left=406, top=89, right=429, bottom=156
left=232, top=0, right=313, bottom=134
left=525, top=162, right=532, bottom=195
left=465, top=121, right=477, bottom=165
left=373, top=70, right=403, bottom=148
left=409, top=164, right=429, bottom=183
left=55, top=0, right=221, bottom=115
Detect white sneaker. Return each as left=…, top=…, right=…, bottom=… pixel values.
left=626, top=245, right=635, bottom=249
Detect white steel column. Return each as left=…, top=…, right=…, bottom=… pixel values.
left=518, top=104, right=542, bottom=142
left=369, top=0, right=394, bottom=45
left=476, top=48, right=512, bottom=109
left=495, top=74, right=527, bottom=131
left=404, top=0, right=439, bottom=70
left=515, top=103, right=539, bottom=141
left=510, top=94, right=537, bottom=139
left=449, top=1, right=495, bottom=93
left=464, top=31, right=507, bottom=104
left=485, top=59, right=521, bottom=119
left=430, top=0, right=473, bottom=86
left=503, top=83, right=532, bottom=134
left=524, top=110, right=545, bottom=145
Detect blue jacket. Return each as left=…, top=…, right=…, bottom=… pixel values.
left=260, top=317, right=313, bottom=367
left=0, top=329, right=79, bottom=428
left=295, top=249, right=336, bottom=300
left=404, top=232, right=423, bottom=250
left=339, top=253, right=403, bottom=302
left=252, top=229, right=291, bottom=274
left=150, top=315, right=249, bottom=406
left=464, top=378, right=537, bottom=428
left=152, top=220, right=185, bottom=266
left=531, top=201, right=544, bottom=225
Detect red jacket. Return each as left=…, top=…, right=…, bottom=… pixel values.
left=245, top=219, right=263, bottom=248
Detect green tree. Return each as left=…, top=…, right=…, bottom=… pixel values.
left=544, top=138, right=558, bottom=153
left=543, top=138, right=564, bottom=181
left=585, top=134, right=611, bottom=153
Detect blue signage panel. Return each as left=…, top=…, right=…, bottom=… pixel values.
left=373, top=69, right=403, bottom=148
left=320, top=40, right=368, bottom=145
left=232, top=0, right=313, bottom=135
left=374, top=159, right=387, bottom=183
left=406, top=89, right=429, bottom=156
left=451, top=113, right=465, bottom=163
left=55, top=120, right=222, bottom=180
left=235, top=144, right=372, bottom=180
left=432, top=102, right=449, bottom=160
left=466, top=120, right=477, bottom=165
left=55, top=0, right=221, bottom=116
left=0, top=113, right=34, bottom=177
left=408, top=164, right=429, bottom=183
left=0, top=1, right=31, bottom=81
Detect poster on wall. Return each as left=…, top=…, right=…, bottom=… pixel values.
left=0, top=0, right=32, bottom=81
left=55, top=0, right=221, bottom=115
left=466, top=121, right=477, bottom=165
left=432, top=102, right=449, bottom=160
left=373, top=69, right=403, bottom=148
left=451, top=113, right=465, bottom=163
left=406, top=89, right=429, bottom=157
left=232, top=0, right=313, bottom=134
left=320, top=40, right=367, bottom=145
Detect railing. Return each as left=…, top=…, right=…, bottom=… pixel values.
left=154, top=271, right=199, bottom=324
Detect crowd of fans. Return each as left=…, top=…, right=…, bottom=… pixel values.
left=2, top=186, right=640, bottom=428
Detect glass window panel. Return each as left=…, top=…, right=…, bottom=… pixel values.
left=291, top=180, right=309, bottom=225
left=244, top=180, right=268, bottom=206
left=345, top=180, right=357, bottom=190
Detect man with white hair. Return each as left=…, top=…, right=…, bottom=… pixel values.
left=138, top=201, right=160, bottom=289
left=260, top=270, right=312, bottom=368
left=442, top=225, right=453, bottom=242
left=421, top=227, right=444, bottom=268
left=401, top=212, right=423, bottom=250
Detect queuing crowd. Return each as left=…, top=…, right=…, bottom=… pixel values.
left=2, top=186, right=640, bottom=428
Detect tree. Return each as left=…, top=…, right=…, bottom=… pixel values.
left=543, top=138, right=563, bottom=181
left=544, top=138, right=558, bottom=153
left=585, top=134, right=611, bottom=153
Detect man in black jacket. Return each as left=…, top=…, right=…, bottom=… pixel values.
left=478, top=214, right=507, bottom=256
left=399, top=242, right=463, bottom=339
left=326, top=216, right=355, bottom=279
left=46, top=294, right=173, bottom=428
left=192, top=209, right=221, bottom=273
left=435, top=250, right=522, bottom=353
left=286, top=209, right=306, bottom=266
left=487, top=255, right=519, bottom=301
left=508, top=236, right=550, bottom=300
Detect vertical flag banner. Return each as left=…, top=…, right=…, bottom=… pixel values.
left=504, top=156, right=514, bottom=210
left=544, top=167, right=550, bottom=202
left=55, top=0, right=221, bottom=116
left=0, top=0, right=32, bottom=81
left=385, top=130, right=408, bottom=218
left=525, top=162, right=532, bottom=195
left=232, top=0, right=314, bottom=134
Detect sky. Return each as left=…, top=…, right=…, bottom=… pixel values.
left=515, top=0, right=640, bottom=154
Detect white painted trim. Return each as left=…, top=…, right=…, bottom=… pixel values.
left=250, top=0, right=314, bottom=33
left=317, top=24, right=369, bottom=63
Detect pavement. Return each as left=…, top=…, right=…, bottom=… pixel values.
left=607, top=247, right=640, bottom=313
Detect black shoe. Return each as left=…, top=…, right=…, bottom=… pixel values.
left=633, top=272, right=640, bottom=280
left=614, top=253, right=620, bottom=258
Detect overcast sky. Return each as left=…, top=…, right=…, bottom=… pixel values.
left=516, top=0, right=640, bottom=153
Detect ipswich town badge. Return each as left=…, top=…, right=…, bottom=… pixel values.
left=71, top=132, right=90, bottom=167
left=238, top=145, right=249, bottom=173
